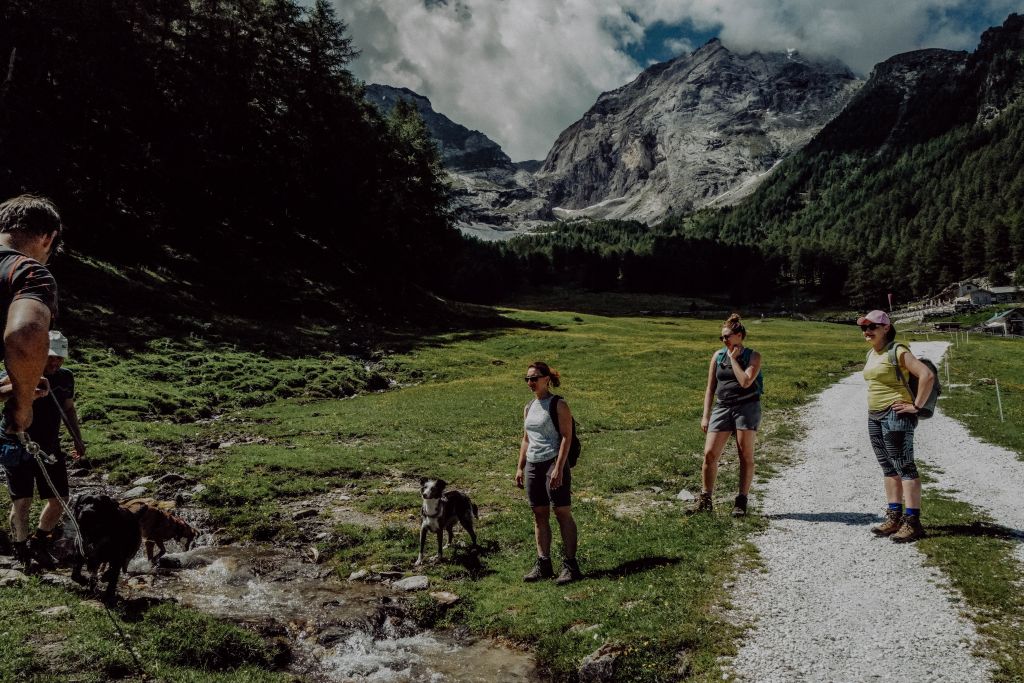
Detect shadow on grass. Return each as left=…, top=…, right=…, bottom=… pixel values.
left=766, top=512, right=879, bottom=525
left=926, top=521, right=1024, bottom=541
left=586, top=555, right=684, bottom=579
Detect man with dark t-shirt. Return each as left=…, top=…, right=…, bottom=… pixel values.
left=0, top=195, right=62, bottom=571
left=7, top=332, right=86, bottom=569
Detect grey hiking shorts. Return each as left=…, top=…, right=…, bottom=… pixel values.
left=708, top=399, right=761, bottom=432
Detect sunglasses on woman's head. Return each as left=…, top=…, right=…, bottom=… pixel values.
left=859, top=323, right=881, bottom=331
left=524, top=375, right=545, bottom=383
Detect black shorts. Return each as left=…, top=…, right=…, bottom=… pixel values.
left=524, top=458, right=571, bottom=508
left=0, top=440, right=69, bottom=500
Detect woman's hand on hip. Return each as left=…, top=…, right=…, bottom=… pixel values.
left=893, top=400, right=919, bottom=415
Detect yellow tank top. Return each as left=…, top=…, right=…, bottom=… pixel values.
left=864, top=345, right=913, bottom=411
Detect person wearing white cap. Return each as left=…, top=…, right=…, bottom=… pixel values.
left=6, top=331, right=86, bottom=570
left=859, top=310, right=935, bottom=543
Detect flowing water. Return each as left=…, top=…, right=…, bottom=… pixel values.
left=127, top=545, right=539, bottom=682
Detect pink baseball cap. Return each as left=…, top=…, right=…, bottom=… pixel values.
left=857, top=310, right=890, bottom=326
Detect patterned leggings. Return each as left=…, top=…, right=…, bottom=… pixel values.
left=868, top=409, right=919, bottom=480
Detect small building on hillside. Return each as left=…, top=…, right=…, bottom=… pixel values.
left=989, top=285, right=1022, bottom=303
left=957, top=281, right=984, bottom=297
left=954, top=288, right=993, bottom=307
left=983, top=308, right=1024, bottom=336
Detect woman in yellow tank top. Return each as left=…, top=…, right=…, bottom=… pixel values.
left=859, top=310, right=936, bottom=543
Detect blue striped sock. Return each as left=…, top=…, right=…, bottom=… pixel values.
left=904, top=507, right=920, bottom=517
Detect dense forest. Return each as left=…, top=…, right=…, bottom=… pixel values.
left=0, top=0, right=461, bottom=335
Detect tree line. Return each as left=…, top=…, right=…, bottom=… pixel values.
left=0, top=0, right=458, bottom=322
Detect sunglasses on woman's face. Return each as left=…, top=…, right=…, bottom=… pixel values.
left=859, top=323, right=881, bottom=331
left=719, top=332, right=738, bottom=341
left=524, top=375, right=545, bottom=383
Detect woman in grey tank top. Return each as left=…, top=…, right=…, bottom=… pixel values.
left=515, top=361, right=582, bottom=585
left=692, top=314, right=763, bottom=518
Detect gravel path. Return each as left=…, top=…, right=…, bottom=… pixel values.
left=729, top=341, right=999, bottom=683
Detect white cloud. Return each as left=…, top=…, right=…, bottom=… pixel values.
left=336, top=0, right=1021, bottom=160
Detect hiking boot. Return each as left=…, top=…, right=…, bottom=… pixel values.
left=11, top=541, right=31, bottom=573
left=731, top=494, right=748, bottom=518
left=0, top=531, right=11, bottom=556
left=29, top=530, right=56, bottom=571
left=523, top=557, right=554, bottom=582
left=871, top=508, right=903, bottom=536
left=686, top=492, right=713, bottom=515
left=554, top=558, right=583, bottom=585
left=891, top=516, right=926, bottom=543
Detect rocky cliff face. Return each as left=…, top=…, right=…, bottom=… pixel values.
left=365, top=84, right=512, bottom=171
left=535, top=40, right=862, bottom=223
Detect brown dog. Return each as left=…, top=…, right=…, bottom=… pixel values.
left=124, top=499, right=197, bottom=563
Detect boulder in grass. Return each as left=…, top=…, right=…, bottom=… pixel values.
left=392, top=575, right=429, bottom=591
left=578, top=643, right=621, bottom=682
left=122, top=486, right=148, bottom=499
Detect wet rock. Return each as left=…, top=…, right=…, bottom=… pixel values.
left=0, top=569, right=27, bottom=586
left=122, top=486, right=148, bottom=498
left=317, top=626, right=350, bottom=646
left=39, top=605, right=71, bottom=618
left=676, top=490, right=696, bottom=501
left=156, top=473, right=187, bottom=485
left=392, top=575, right=429, bottom=591
left=578, top=643, right=622, bottom=682
left=158, top=548, right=215, bottom=569
left=430, top=591, right=460, bottom=606
left=132, top=476, right=156, bottom=487
left=348, top=569, right=369, bottom=581
left=292, top=509, right=317, bottom=521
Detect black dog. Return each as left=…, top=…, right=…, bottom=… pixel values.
left=416, top=478, right=479, bottom=565
left=70, top=493, right=143, bottom=602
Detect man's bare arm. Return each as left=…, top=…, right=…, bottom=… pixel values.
left=4, top=298, right=51, bottom=432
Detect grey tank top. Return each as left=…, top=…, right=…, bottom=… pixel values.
left=524, top=396, right=561, bottom=463
left=715, top=348, right=759, bottom=406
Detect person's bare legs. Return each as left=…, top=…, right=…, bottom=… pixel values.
left=9, top=498, right=31, bottom=542
left=38, top=497, right=65, bottom=533
left=735, top=430, right=757, bottom=496
left=532, top=505, right=552, bottom=557
left=553, top=506, right=577, bottom=560
left=701, top=430, right=732, bottom=493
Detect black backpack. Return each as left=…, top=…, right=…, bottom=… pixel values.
left=546, top=395, right=581, bottom=467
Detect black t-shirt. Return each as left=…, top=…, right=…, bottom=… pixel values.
left=27, top=367, right=74, bottom=454
left=0, top=246, right=58, bottom=320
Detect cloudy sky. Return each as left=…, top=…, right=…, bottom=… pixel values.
left=337, top=0, right=1023, bottom=161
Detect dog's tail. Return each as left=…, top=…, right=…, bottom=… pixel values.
left=471, top=502, right=479, bottom=519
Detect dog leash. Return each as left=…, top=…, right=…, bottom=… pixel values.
left=14, top=432, right=84, bottom=556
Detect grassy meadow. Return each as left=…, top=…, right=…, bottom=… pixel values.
left=3, top=309, right=1023, bottom=680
